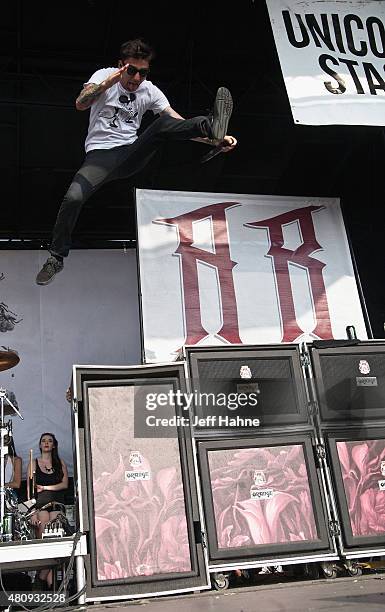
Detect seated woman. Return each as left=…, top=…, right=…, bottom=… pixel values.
left=28, top=432, right=68, bottom=589
left=5, top=436, right=22, bottom=497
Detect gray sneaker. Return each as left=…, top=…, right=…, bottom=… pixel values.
left=210, top=86, right=233, bottom=143
left=36, top=256, right=64, bottom=285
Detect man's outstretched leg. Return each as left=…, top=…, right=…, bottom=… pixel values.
left=141, top=86, right=233, bottom=147
left=112, top=86, right=235, bottom=177
left=201, top=86, right=233, bottom=162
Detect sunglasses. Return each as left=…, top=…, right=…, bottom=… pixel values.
left=126, top=64, right=149, bottom=78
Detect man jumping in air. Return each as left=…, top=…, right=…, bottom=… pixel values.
left=36, top=37, right=237, bottom=285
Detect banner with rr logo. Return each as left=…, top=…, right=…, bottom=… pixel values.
left=136, top=189, right=367, bottom=363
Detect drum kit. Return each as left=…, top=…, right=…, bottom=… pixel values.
left=0, top=347, right=23, bottom=542
left=0, top=348, right=71, bottom=543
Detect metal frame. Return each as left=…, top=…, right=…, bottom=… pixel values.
left=184, top=343, right=313, bottom=438
left=307, top=340, right=385, bottom=425
left=196, top=433, right=337, bottom=571
left=302, top=341, right=385, bottom=560
left=133, top=187, right=146, bottom=366
left=0, top=536, right=87, bottom=569
left=71, top=363, right=211, bottom=603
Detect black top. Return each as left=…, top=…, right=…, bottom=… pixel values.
left=35, top=460, right=62, bottom=486
left=35, top=460, right=65, bottom=509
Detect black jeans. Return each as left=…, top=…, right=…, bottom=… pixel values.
left=50, top=114, right=212, bottom=257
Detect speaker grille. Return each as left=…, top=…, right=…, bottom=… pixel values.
left=196, top=357, right=298, bottom=418
left=319, top=353, right=385, bottom=415
left=336, top=438, right=385, bottom=537
left=207, top=443, right=319, bottom=548
left=87, top=384, right=192, bottom=581
left=199, top=358, right=292, bottom=380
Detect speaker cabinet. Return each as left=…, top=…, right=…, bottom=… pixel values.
left=308, top=341, right=385, bottom=425
left=197, top=434, right=334, bottom=566
left=185, top=344, right=311, bottom=437
left=72, top=364, right=209, bottom=601
left=326, top=427, right=385, bottom=551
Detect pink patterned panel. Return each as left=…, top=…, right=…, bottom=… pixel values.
left=207, top=444, right=318, bottom=549
left=88, top=385, right=192, bottom=581
left=336, top=439, right=385, bottom=537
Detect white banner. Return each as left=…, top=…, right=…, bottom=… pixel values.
left=266, top=0, right=385, bottom=125
left=0, top=249, right=141, bottom=475
left=136, top=189, right=368, bottom=364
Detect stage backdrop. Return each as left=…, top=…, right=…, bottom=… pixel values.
left=136, top=189, right=368, bottom=364
left=266, top=0, right=385, bottom=125
left=0, top=249, right=141, bottom=475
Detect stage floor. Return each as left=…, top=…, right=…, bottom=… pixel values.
left=68, top=573, right=385, bottom=612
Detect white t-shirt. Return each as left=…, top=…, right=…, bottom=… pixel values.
left=84, top=67, right=170, bottom=153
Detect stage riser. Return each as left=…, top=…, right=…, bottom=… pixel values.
left=70, top=343, right=385, bottom=598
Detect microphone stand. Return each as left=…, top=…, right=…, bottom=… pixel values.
left=0, top=387, right=23, bottom=540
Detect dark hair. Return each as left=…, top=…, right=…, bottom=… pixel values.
left=120, top=38, right=155, bottom=62
left=39, top=432, right=63, bottom=480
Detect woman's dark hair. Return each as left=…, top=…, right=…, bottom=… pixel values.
left=39, top=432, right=63, bottom=480
left=120, top=38, right=155, bottom=62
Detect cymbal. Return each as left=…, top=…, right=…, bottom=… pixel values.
left=0, top=348, right=20, bottom=372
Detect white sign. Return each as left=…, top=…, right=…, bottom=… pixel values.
left=250, top=488, right=274, bottom=501
left=125, top=470, right=151, bottom=482
left=136, top=189, right=367, bottom=363
left=266, top=1, right=385, bottom=125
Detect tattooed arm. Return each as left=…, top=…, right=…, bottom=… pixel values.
left=76, top=83, right=105, bottom=110
left=75, top=64, right=129, bottom=111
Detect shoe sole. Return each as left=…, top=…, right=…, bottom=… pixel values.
left=211, top=86, right=233, bottom=141
left=201, top=145, right=225, bottom=164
